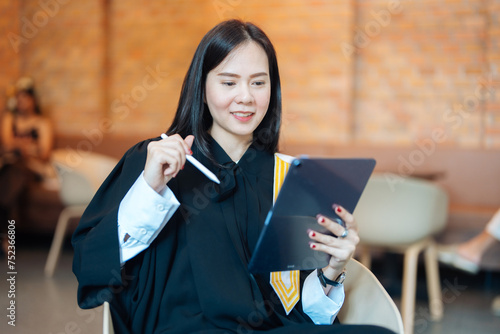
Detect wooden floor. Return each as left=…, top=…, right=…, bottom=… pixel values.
left=1, top=236, right=499, bottom=334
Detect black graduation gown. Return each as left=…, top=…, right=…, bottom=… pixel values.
left=72, top=137, right=394, bottom=334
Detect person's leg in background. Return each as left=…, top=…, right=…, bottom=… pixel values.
left=456, top=209, right=500, bottom=266
left=438, top=208, right=500, bottom=316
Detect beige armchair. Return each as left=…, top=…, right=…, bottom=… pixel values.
left=44, top=149, right=118, bottom=277
left=339, top=259, right=404, bottom=333
left=354, top=173, right=449, bottom=334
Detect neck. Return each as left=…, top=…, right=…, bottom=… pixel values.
left=210, top=131, right=252, bottom=162
left=225, top=141, right=252, bottom=162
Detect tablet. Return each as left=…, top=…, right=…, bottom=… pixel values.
left=248, top=157, right=376, bottom=273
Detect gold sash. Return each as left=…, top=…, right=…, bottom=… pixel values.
left=269, top=154, right=300, bottom=315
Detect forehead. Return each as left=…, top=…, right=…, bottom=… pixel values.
left=212, top=41, right=269, bottom=74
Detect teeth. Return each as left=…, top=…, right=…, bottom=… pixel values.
left=232, top=112, right=252, bottom=117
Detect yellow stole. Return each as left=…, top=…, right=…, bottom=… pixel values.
left=270, top=153, right=300, bottom=315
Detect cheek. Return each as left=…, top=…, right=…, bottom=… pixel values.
left=206, top=87, right=231, bottom=111
left=256, top=89, right=271, bottom=111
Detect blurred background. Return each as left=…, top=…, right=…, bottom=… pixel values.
left=0, top=0, right=499, bottom=333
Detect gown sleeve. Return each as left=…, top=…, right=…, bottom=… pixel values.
left=71, top=139, right=151, bottom=309
left=117, top=171, right=180, bottom=264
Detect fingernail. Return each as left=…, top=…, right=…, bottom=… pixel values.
left=336, top=206, right=342, bottom=214
left=317, top=216, right=325, bottom=224
left=309, top=231, right=316, bottom=237
left=310, top=243, right=316, bottom=249
left=189, top=149, right=193, bottom=155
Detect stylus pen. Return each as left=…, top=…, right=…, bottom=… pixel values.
left=160, top=133, right=220, bottom=184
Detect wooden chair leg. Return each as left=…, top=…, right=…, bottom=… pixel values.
left=425, top=240, right=444, bottom=321
left=44, top=208, right=72, bottom=277
left=103, top=301, right=115, bottom=334
left=401, top=242, right=425, bottom=334
left=44, top=205, right=86, bottom=277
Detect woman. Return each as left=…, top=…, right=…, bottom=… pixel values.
left=72, top=20, right=392, bottom=333
left=0, top=77, right=53, bottom=254
left=1, top=77, right=53, bottom=164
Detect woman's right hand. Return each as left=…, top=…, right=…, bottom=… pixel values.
left=144, top=134, right=194, bottom=193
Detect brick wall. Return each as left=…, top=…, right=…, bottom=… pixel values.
left=0, top=0, right=20, bottom=111
left=0, top=0, right=499, bottom=150
left=486, top=0, right=500, bottom=147
left=352, top=0, right=499, bottom=149
left=15, top=0, right=105, bottom=135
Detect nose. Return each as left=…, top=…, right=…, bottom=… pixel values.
left=236, top=83, right=253, bottom=104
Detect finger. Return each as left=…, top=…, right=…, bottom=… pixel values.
left=315, top=214, right=347, bottom=239
left=333, top=204, right=357, bottom=231
left=308, top=231, right=356, bottom=257
left=156, top=136, right=190, bottom=164
left=159, top=147, right=185, bottom=176
left=308, top=229, right=340, bottom=247
left=160, top=134, right=190, bottom=154
left=150, top=139, right=185, bottom=162
left=144, top=141, right=187, bottom=191
left=184, top=135, right=195, bottom=153
left=309, top=239, right=355, bottom=266
left=308, top=215, right=360, bottom=250
left=308, top=227, right=359, bottom=251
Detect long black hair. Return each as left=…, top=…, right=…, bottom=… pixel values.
left=167, top=19, right=282, bottom=163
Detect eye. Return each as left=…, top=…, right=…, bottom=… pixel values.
left=222, top=81, right=236, bottom=86
left=252, top=81, right=267, bottom=86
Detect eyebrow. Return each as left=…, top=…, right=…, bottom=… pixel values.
left=217, top=72, right=269, bottom=79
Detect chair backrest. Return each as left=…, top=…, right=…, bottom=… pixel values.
left=354, top=173, right=449, bottom=246
left=338, top=259, right=404, bottom=333
left=51, top=149, right=118, bottom=206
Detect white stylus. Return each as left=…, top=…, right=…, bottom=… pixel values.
left=160, top=133, right=220, bottom=184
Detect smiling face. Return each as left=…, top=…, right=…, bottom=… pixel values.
left=205, top=41, right=271, bottom=148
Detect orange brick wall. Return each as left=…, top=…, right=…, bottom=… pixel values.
left=486, top=0, right=500, bottom=147
left=1, top=0, right=499, bottom=150
left=12, top=0, right=105, bottom=135
left=352, top=0, right=500, bottom=149
left=105, top=0, right=354, bottom=143
left=0, top=0, right=20, bottom=110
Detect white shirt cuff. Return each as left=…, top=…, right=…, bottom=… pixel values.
left=118, top=171, right=180, bottom=264
left=302, top=269, right=345, bottom=325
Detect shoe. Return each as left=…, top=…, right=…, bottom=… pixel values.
left=492, top=296, right=500, bottom=317
left=437, top=245, right=480, bottom=274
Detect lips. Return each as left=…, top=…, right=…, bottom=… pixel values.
left=230, top=111, right=254, bottom=121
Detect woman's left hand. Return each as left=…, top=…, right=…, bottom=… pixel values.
left=308, top=204, right=359, bottom=283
